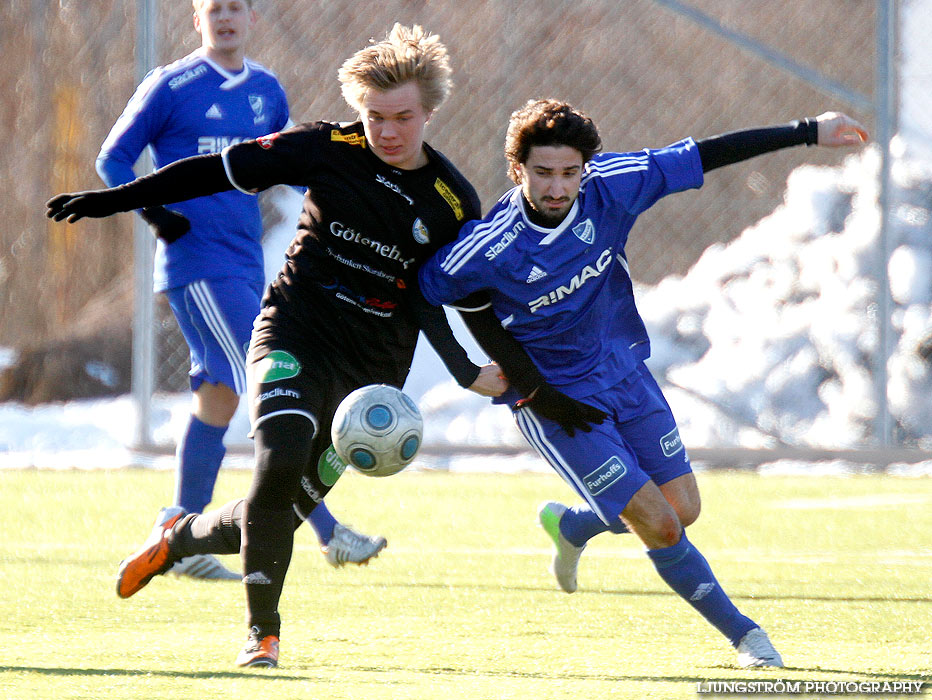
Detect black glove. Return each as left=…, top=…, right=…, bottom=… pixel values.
left=46, top=190, right=124, bottom=223
left=513, top=384, right=608, bottom=437
left=141, top=206, right=191, bottom=243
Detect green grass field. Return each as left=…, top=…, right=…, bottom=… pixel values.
left=0, top=467, right=929, bottom=699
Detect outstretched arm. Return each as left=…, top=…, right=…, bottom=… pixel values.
left=46, top=153, right=232, bottom=224
left=698, top=111, right=868, bottom=173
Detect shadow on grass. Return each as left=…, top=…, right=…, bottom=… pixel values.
left=3, top=663, right=927, bottom=686
left=703, top=665, right=931, bottom=684
left=0, top=665, right=305, bottom=681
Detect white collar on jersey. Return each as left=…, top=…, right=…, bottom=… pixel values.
left=514, top=188, right=580, bottom=246
left=196, top=48, right=252, bottom=89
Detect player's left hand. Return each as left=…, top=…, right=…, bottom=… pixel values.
left=469, top=363, right=509, bottom=397
left=46, top=190, right=120, bottom=223
left=815, top=112, right=869, bottom=147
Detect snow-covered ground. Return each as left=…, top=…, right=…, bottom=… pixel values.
left=3, top=143, right=932, bottom=476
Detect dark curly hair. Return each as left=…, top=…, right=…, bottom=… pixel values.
left=504, top=99, right=602, bottom=183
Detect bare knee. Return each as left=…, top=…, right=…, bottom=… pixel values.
left=676, top=498, right=701, bottom=528
left=660, top=474, right=701, bottom=528
left=621, top=482, right=684, bottom=550
left=193, top=382, right=240, bottom=426
left=623, top=511, right=682, bottom=549
left=648, top=512, right=683, bottom=548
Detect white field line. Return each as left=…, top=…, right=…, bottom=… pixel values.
left=291, top=544, right=932, bottom=566
left=773, top=494, right=932, bottom=509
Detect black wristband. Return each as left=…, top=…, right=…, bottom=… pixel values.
left=456, top=363, right=482, bottom=389
left=800, top=117, right=818, bottom=145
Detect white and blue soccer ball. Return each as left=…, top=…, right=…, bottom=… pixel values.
left=331, top=384, right=423, bottom=478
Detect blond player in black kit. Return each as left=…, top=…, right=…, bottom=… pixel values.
left=48, top=24, right=603, bottom=668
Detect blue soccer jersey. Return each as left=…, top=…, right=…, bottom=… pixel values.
left=97, top=49, right=289, bottom=292
left=419, top=139, right=704, bottom=399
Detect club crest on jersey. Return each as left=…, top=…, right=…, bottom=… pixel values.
left=528, top=248, right=612, bottom=313
left=249, top=94, right=267, bottom=124
left=573, top=218, right=595, bottom=244
left=412, top=218, right=430, bottom=244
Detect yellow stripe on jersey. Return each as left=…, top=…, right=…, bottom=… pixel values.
left=434, top=178, right=464, bottom=221
left=331, top=130, right=366, bottom=147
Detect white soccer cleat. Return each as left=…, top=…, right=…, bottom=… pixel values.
left=736, top=627, right=784, bottom=668
left=537, top=501, right=586, bottom=594
left=169, top=553, right=240, bottom=580
left=322, top=523, right=387, bottom=567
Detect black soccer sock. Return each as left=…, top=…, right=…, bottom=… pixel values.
left=168, top=499, right=245, bottom=558
left=241, top=500, right=295, bottom=638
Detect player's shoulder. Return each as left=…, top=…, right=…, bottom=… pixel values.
left=582, top=150, right=651, bottom=181
left=424, top=143, right=464, bottom=181
left=153, top=51, right=215, bottom=92
left=269, top=120, right=365, bottom=156
left=243, top=58, right=285, bottom=89
left=244, top=57, right=277, bottom=78
left=309, top=120, right=368, bottom=151
left=438, top=189, right=524, bottom=275
left=429, top=150, right=481, bottom=220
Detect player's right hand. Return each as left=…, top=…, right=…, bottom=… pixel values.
left=469, top=362, right=509, bottom=397
left=513, top=384, right=608, bottom=437
left=46, top=190, right=119, bottom=223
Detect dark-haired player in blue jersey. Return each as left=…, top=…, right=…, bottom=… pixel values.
left=419, top=98, right=868, bottom=668
left=97, top=0, right=386, bottom=579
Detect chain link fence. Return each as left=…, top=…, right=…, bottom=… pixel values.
left=2, top=0, right=898, bottom=446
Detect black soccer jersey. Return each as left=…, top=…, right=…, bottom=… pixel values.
left=222, top=120, right=481, bottom=383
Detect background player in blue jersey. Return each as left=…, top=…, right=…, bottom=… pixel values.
left=97, top=0, right=386, bottom=580
left=419, top=99, right=868, bottom=668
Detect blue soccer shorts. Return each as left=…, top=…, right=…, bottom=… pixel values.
left=164, top=277, right=263, bottom=395
left=513, top=362, right=691, bottom=526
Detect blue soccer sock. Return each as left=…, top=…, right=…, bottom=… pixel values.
left=306, top=502, right=338, bottom=544
left=174, top=414, right=228, bottom=514
left=560, top=503, right=629, bottom=547
left=646, top=533, right=757, bottom=646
